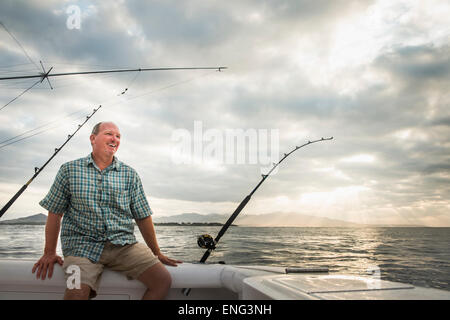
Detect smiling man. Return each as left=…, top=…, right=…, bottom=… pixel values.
left=32, top=121, right=181, bottom=300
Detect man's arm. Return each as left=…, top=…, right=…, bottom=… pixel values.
left=136, top=215, right=182, bottom=267
left=32, top=212, right=64, bottom=279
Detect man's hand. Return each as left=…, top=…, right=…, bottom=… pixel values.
left=156, top=253, right=182, bottom=267
left=32, top=253, right=64, bottom=280
left=136, top=216, right=183, bottom=267
left=33, top=211, right=63, bottom=280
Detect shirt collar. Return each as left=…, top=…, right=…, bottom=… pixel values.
left=86, top=153, right=121, bottom=171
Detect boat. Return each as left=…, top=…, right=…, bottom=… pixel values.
left=1, top=258, right=449, bottom=300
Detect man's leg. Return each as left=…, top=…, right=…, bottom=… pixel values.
left=137, top=262, right=172, bottom=300
left=64, top=283, right=91, bottom=300
left=107, top=243, right=171, bottom=300
left=62, top=256, right=103, bottom=300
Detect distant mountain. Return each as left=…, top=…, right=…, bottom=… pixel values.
left=0, top=213, right=227, bottom=226
left=1, top=212, right=425, bottom=227
left=154, top=212, right=425, bottom=227
left=154, top=212, right=363, bottom=227
left=236, top=212, right=364, bottom=227
left=366, top=224, right=425, bottom=228
left=0, top=213, right=47, bottom=225
left=153, top=213, right=229, bottom=224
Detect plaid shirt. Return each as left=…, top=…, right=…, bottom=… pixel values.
left=39, top=154, right=152, bottom=262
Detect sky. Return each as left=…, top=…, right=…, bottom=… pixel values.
left=0, top=0, right=449, bottom=226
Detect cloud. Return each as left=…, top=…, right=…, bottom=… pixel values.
left=0, top=1, right=449, bottom=226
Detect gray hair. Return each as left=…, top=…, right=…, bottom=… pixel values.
left=91, top=121, right=118, bottom=135
left=91, top=122, right=104, bottom=135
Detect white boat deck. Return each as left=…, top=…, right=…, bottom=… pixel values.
left=0, top=258, right=449, bottom=300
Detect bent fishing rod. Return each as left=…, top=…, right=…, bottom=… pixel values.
left=182, top=136, right=333, bottom=296
left=0, top=106, right=102, bottom=219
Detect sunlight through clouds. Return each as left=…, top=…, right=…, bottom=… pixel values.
left=0, top=0, right=448, bottom=226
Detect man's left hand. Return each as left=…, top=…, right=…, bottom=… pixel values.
left=157, top=253, right=182, bottom=267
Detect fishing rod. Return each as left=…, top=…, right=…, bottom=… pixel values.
left=0, top=105, right=102, bottom=219
left=0, top=65, right=228, bottom=217
left=182, top=136, right=333, bottom=296
left=0, top=66, right=227, bottom=81
left=1, top=68, right=223, bottom=149
left=0, top=21, right=227, bottom=110
left=0, top=65, right=226, bottom=111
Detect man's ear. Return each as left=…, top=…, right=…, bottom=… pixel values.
left=89, top=134, right=95, bottom=146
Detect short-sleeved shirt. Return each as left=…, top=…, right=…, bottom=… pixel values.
left=39, top=154, right=152, bottom=262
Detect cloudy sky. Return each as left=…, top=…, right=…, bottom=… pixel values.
left=0, top=0, right=449, bottom=226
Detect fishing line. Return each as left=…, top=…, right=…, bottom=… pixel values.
left=0, top=65, right=225, bottom=109
left=0, top=115, right=86, bottom=150
left=0, top=79, right=41, bottom=111
left=0, top=79, right=41, bottom=89
left=41, top=61, right=134, bottom=70
left=0, top=106, right=102, bottom=218
left=0, top=70, right=139, bottom=148
left=114, top=69, right=220, bottom=105
left=0, top=69, right=218, bottom=149
left=124, top=69, right=141, bottom=93
left=0, top=68, right=40, bottom=74
left=0, top=66, right=226, bottom=218
left=0, top=22, right=44, bottom=109
left=0, top=66, right=227, bottom=81
left=182, top=137, right=334, bottom=296
left=38, top=70, right=132, bottom=90
left=0, top=72, right=131, bottom=148
left=0, top=23, right=226, bottom=110
left=0, top=22, right=40, bottom=73
left=0, top=62, right=37, bottom=68
left=0, top=108, right=90, bottom=148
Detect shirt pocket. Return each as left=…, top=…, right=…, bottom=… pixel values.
left=107, top=186, right=131, bottom=212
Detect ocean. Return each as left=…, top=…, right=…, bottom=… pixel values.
left=0, top=225, right=449, bottom=291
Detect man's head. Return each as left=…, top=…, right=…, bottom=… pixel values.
left=90, top=122, right=121, bottom=158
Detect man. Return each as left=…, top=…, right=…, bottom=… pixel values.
left=32, top=121, right=181, bottom=300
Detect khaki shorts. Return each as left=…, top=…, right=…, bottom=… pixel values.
left=62, top=242, right=160, bottom=298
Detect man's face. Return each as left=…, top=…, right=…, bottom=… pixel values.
left=90, top=122, right=121, bottom=157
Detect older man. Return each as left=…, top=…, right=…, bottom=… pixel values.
left=32, top=121, right=181, bottom=299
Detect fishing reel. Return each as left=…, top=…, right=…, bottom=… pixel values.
left=197, top=234, right=216, bottom=250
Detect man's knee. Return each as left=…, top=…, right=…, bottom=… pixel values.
left=162, top=267, right=172, bottom=288
left=64, top=283, right=92, bottom=300
left=139, top=263, right=172, bottom=290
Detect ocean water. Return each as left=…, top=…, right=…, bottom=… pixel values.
left=0, top=225, right=449, bottom=291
